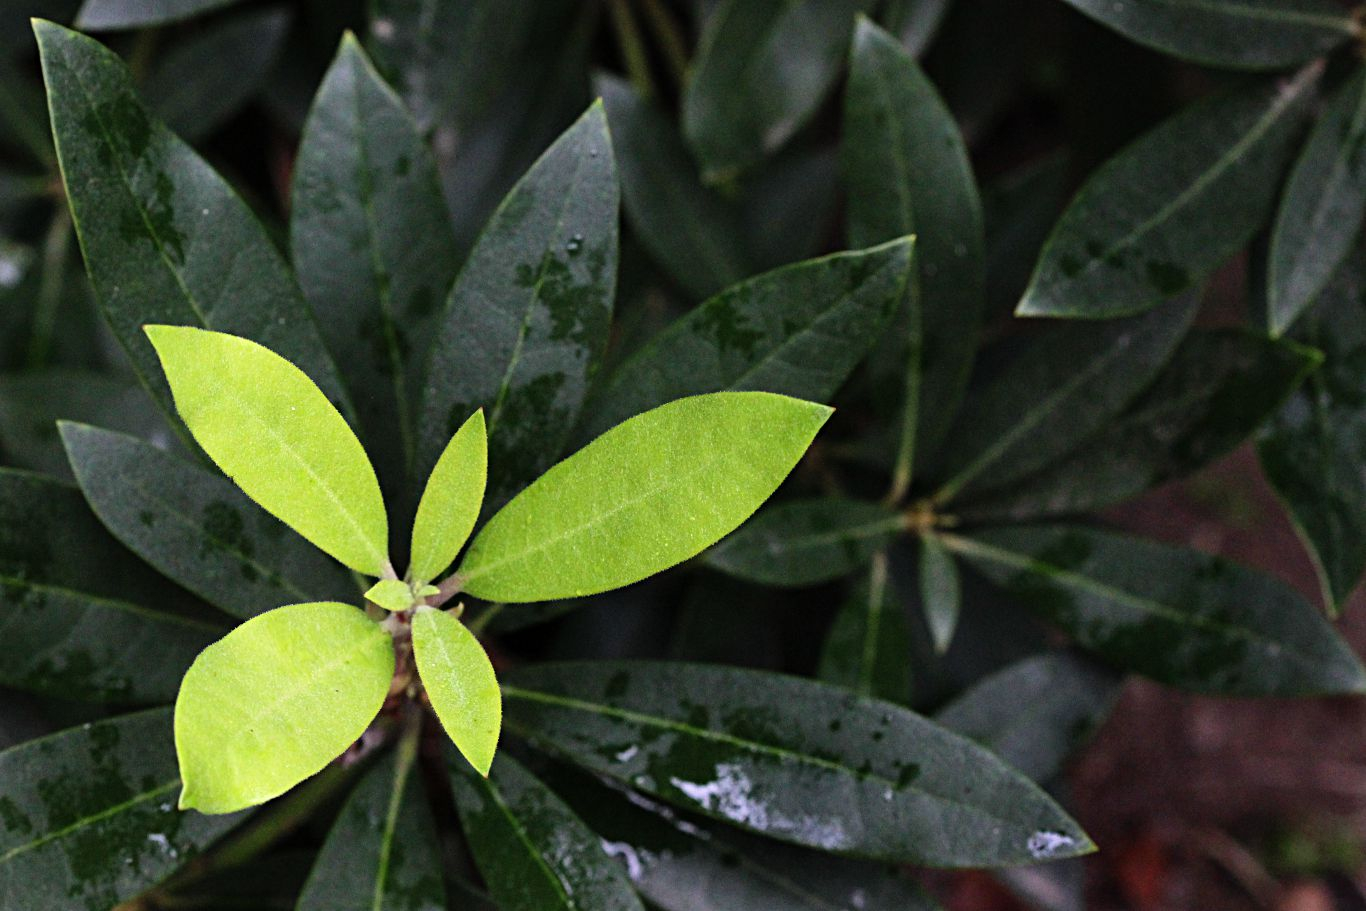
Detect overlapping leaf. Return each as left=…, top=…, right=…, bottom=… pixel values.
left=817, top=554, right=913, bottom=704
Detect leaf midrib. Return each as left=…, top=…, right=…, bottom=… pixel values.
left=0, top=779, right=179, bottom=865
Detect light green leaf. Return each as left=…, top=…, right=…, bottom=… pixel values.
left=365, top=579, right=415, bottom=613
left=817, top=553, right=913, bottom=704
left=920, top=532, right=960, bottom=654
left=1019, top=69, right=1320, bottom=318
left=409, top=409, right=486, bottom=585
left=1268, top=68, right=1366, bottom=336
left=412, top=606, right=500, bottom=776
left=457, top=392, right=832, bottom=603
left=175, top=602, right=394, bottom=814
left=146, top=325, right=389, bottom=577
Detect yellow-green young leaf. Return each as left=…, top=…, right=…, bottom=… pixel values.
left=409, top=410, right=487, bottom=585
left=412, top=606, right=500, bottom=776
left=365, top=579, right=415, bottom=613
left=145, top=325, right=389, bottom=576
left=457, top=392, right=832, bottom=602
left=175, top=602, right=394, bottom=814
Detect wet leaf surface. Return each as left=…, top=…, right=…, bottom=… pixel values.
left=449, top=751, right=644, bottom=911
left=0, top=708, right=244, bottom=911
left=947, top=525, right=1366, bottom=696
left=61, top=423, right=356, bottom=620
left=818, top=554, right=914, bottom=704
left=1020, top=71, right=1319, bottom=318
left=503, top=660, right=1093, bottom=866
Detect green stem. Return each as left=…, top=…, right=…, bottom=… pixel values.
left=634, top=0, right=689, bottom=88
left=608, top=0, right=657, bottom=98
left=26, top=206, right=72, bottom=369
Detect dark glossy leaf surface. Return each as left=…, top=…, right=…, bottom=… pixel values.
left=1057, top=0, right=1354, bottom=70
left=75, top=0, right=240, bottom=29
left=142, top=7, right=289, bottom=141
left=818, top=555, right=913, bottom=704
left=450, top=751, right=644, bottom=911
left=947, top=525, right=1366, bottom=696
left=963, top=330, right=1318, bottom=523
left=292, top=35, right=458, bottom=497
left=1268, top=68, right=1366, bottom=336
left=705, top=498, right=905, bottom=588
left=597, top=74, right=750, bottom=301
left=504, top=661, right=1092, bottom=866
left=296, top=743, right=445, bottom=911
left=1260, top=248, right=1366, bottom=610
left=0, top=709, right=243, bottom=911
left=683, top=0, right=875, bottom=182
left=36, top=22, right=350, bottom=421
left=937, top=652, right=1123, bottom=783
left=584, top=241, right=911, bottom=439
left=844, top=20, right=985, bottom=473
left=61, top=423, right=355, bottom=619
left=932, top=294, right=1196, bottom=502
left=0, top=369, right=166, bottom=480
left=0, top=468, right=220, bottom=702
left=1020, top=71, right=1319, bottom=318
left=418, top=103, right=617, bottom=504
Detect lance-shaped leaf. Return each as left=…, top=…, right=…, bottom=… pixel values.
left=296, top=741, right=446, bottom=911
left=937, top=652, right=1123, bottom=783
left=0, top=369, right=165, bottom=480
left=409, top=410, right=486, bottom=585
left=920, top=532, right=960, bottom=653
left=292, top=35, right=459, bottom=495
left=1056, top=0, right=1355, bottom=70
left=584, top=241, right=911, bottom=440
left=984, top=153, right=1071, bottom=321
left=418, top=103, right=618, bottom=505
left=450, top=752, right=645, bottom=911
left=61, top=423, right=356, bottom=620
left=597, top=74, right=751, bottom=301
left=962, top=330, right=1319, bottom=523
left=503, top=661, right=1093, bottom=866
left=76, top=0, right=241, bottom=29
left=412, top=606, right=500, bottom=775
left=175, top=602, right=395, bottom=813
left=35, top=22, right=351, bottom=419
left=817, top=554, right=913, bottom=704
left=931, top=294, right=1196, bottom=502
left=1268, top=69, right=1366, bottom=336
left=843, top=19, right=984, bottom=472
left=704, top=498, right=905, bottom=587
left=147, top=325, right=389, bottom=577
left=1260, top=248, right=1366, bottom=611
left=457, top=392, right=832, bottom=603
left=0, top=469, right=220, bottom=703
left=683, top=0, right=875, bottom=182
left=0, top=709, right=244, bottom=910
left=944, top=526, right=1366, bottom=697
left=1019, top=69, right=1320, bottom=318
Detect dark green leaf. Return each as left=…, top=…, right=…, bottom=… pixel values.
left=76, top=0, right=242, bottom=29
left=932, top=294, right=1197, bottom=502
left=0, top=58, right=52, bottom=167
left=1260, top=247, right=1366, bottom=610
left=450, top=751, right=645, bottom=911
left=843, top=18, right=984, bottom=482
left=0, top=468, right=221, bottom=702
left=945, top=525, right=1366, bottom=696
left=143, top=7, right=290, bottom=141
left=296, top=742, right=446, bottom=911
left=1268, top=68, right=1366, bottom=336
left=962, top=330, right=1319, bottom=523
left=705, top=498, right=905, bottom=588
left=504, top=661, right=1093, bottom=866
left=35, top=22, right=351, bottom=421
left=919, top=532, right=960, bottom=653
left=1019, top=70, right=1320, bottom=318
left=0, top=369, right=165, bottom=480
left=881, top=0, right=951, bottom=56
left=583, top=240, right=912, bottom=440
left=983, top=153, right=1070, bottom=322
left=60, top=423, right=355, bottom=620
left=418, top=102, right=617, bottom=504
left=937, top=652, right=1123, bottom=783
left=1056, top=0, right=1354, bottom=70
left=596, top=74, right=751, bottom=301
left=817, top=554, right=914, bottom=704
left=0, top=709, right=243, bottom=910
left=292, top=34, right=459, bottom=496
left=684, top=0, right=875, bottom=182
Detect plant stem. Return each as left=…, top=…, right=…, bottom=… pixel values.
left=467, top=602, right=505, bottom=636
left=26, top=206, right=71, bottom=369
left=608, top=0, right=656, bottom=98
left=634, top=0, right=689, bottom=88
